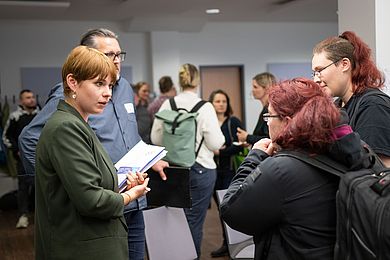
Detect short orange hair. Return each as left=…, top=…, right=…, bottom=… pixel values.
left=62, top=46, right=117, bottom=97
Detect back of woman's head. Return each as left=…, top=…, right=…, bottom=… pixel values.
left=253, top=72, right=276, bottom=88
left=62, top=46, right=117, bottom=97
left=179, top=63, right=199, bottom=90
left=313, top=31, right=384, bottom=94
left=269, top=78, right=340, bottom=153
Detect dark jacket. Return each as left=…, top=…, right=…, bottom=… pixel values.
left=220, top=131, right=369, bottom=260
left=246, top=106, right=269, bottom=145
left=2, top=105, right=39, bottom=158
left=35, top=100, right=128, bottom=260
left=136, top=102, right=152, bottom=144
left=217, top=116, right=243, bottom=170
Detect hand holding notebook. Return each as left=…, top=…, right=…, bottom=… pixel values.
left=115, top=140, right=167, bottom=192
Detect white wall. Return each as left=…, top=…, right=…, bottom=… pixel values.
left=338, top=0, right=376, bottom=57
left=150, top=31, right=181, bottom=94
left=0, top=20, right=337, bottom=132
left=0, top=20, right=150, bottom=102
left=375, top=0, right=390, bottom=93
left=338, top=0, right=390, bottom=94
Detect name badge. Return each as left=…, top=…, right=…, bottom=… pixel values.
left=124, top=103, right=135, bottom=114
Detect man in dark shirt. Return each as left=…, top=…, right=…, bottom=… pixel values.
left=3, top=89, right=39, bottom=228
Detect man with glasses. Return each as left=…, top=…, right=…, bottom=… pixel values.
left=19, top=28, right=168, bottom=260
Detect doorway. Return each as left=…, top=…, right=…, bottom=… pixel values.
left=199, top=65, right=245, bottom=126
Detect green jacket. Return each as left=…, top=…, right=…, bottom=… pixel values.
left=35, top=100, right=128, bottom=260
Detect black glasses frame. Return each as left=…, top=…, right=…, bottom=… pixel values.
left=312, top=58, right=341, bottom=78
left=263, top=113, right=280, bottom=122
left=104, top=51, right=126, bottom=62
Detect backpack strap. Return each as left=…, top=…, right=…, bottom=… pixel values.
left=195, top=138, right=204, bottom=158
left=171, top=113, right=182, bottom=135
left=275, top=150, right=346, bottom=178
left=191, top=100, right=207, bottom=158
left=169, top=97, right=178, bottom=111
left=190, top=100, right=207, bottom=113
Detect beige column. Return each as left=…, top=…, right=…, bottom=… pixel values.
left=338, top=0, right=390, bottom=93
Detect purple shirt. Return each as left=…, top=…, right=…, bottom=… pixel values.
left=147, top=95, right=170, bottom=119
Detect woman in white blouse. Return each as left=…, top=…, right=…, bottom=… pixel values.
left=151, top=63, right=225, bottom=258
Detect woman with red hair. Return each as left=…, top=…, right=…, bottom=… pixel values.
left=220, top=78, right=371, bottom=259
left=312, top=31, right=390, bottom=166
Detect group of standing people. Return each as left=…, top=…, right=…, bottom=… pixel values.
left=221, top=30, right=390, bottom=260
left=5, top=26, right=390, bottom=260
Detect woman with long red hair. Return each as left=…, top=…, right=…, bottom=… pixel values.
left=220, top=78, right=371, bottom=259
left=312, top=31, right=390, bottom=166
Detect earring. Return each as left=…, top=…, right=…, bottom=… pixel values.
left=72, top=93, right=76, bottom=99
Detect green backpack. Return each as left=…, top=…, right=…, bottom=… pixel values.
left=155, top=98, right=207, bottom=167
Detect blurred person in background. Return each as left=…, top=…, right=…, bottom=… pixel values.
left=209, top=89, right=243, bottom=257
left=237, top=72, right=276, bottom=146
left=133, top=81, right=152, bottom=143
left=148, top=76, right=177, bottom=120
left=3, top=89, right=39, bottom=228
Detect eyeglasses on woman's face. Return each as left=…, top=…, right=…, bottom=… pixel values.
left=312, top=58, right=341, bottom=78
left=263, top=113, right=280, bottom=122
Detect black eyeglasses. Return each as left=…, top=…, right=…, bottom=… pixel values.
left=263, top=113, right=280, bottom=122
left=104, top=52, right=126, bottom=62
left=312, top=59, right=341, bottom=78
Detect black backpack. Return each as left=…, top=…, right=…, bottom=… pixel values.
left=276, top=150, right=390, bottom=260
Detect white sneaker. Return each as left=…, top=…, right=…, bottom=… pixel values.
left=16, top=214, right=29, bottom=229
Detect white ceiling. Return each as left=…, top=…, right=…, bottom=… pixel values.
left=0, top=0, right=338, bottom=32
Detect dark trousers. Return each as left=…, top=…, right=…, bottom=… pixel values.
left=214, top=168, right=234, bottom=190
left=17, top=160, right=34, bottom=216
left=124, top=209, right=146, bottom=260
left=184, top=162, right=217, bottom=258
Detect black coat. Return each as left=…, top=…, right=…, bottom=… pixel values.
left=246, top=106, right=269, bottom=145
left=221, top=131, right=368, bottom=260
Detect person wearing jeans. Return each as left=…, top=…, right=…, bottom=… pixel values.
left=2, top=89, right=39, bottom=228
left=151, top=63, right=225, bottom=258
